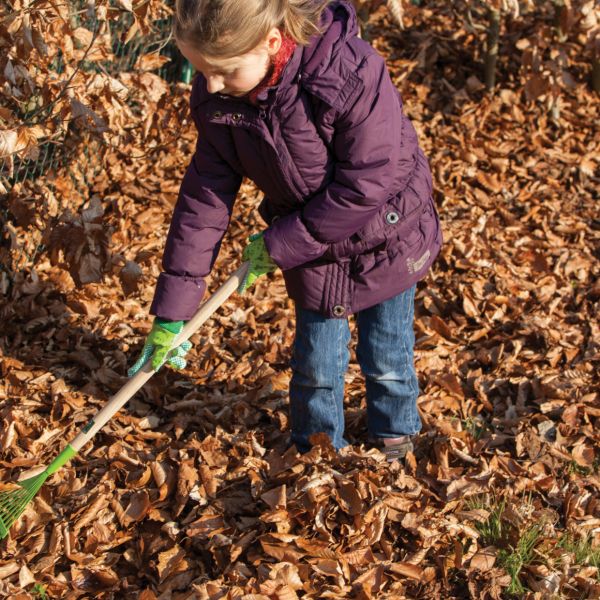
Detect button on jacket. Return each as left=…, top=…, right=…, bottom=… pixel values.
left=150, top=0, right=443, bottom=321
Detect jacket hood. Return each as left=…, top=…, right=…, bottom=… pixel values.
left=301, top=1, right=359, bottom=80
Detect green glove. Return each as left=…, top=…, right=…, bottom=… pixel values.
left=238, top=231, right=278, bottom=294
left=127, top=318, right=192, bottom=376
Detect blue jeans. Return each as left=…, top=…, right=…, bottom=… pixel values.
left=289, top=285, right=421, bottom=452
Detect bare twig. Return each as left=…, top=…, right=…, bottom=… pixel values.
left=21, top=23, right=100, bottom=128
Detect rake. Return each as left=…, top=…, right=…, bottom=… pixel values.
left=0, top=262, right=250, bottom=540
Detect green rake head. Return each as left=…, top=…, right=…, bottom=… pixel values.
left=0, top=473, right=50, bottom=539
left=0, top=444, right=76, bottom=540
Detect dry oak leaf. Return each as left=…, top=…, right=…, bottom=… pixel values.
left=387, top=562, right=424, bottom=580
left=156, top=544, right=187, bottom=583
left=469, top=546, right=497, bottom=571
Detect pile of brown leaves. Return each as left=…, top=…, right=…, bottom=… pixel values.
left=1, top=1, right=599, bottom=599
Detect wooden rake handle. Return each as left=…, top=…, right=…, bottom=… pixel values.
left=68, top=261, right=250, bottom=454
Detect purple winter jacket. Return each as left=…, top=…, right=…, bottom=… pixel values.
left=150, top=0, right=442, bottom=321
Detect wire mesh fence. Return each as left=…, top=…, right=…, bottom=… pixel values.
left=2, top=2, right=187, bottom=187
left=1, top=1, right=190, bottom=281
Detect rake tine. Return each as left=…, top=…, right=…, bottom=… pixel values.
left=1, top=492, right=32, bottom=516
left=0, top=479, right=47, bottom=537
left=0, top=508, right=21, bottom=529
left=1, top=506, right=23, bottom=523
left=0, top=494, right=24, bottom=513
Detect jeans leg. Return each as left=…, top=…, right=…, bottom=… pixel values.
left=289, top=305, right=351, bottom=452
left=356, top=285, right=421, bottom=438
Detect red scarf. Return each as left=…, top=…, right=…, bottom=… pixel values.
left=247, top=33, right=297, bottom=104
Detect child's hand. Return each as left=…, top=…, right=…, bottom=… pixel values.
left=238, top=231, right=278, bottom=294
left=128, top=318, right=192, bottom=375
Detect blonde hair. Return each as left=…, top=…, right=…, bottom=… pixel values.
left=174, top=0, right=328, bottom=58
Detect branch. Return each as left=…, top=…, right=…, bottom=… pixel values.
left=21, top=23, right=100, bottom=128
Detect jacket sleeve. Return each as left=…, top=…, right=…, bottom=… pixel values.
left=150, top=112, right=242, bottom=321
left=264, top=51, right=417, bottom=271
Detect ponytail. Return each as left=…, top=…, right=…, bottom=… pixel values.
left=281, top=0, right=328, bottom=46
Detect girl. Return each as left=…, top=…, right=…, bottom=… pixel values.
left=129, top=0, right=443, bottom=461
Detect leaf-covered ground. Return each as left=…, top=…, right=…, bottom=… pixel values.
left=1, top=4, right=599, bottom=599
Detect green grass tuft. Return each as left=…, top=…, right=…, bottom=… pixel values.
left=466, top=494, right=546, bottom=595
left=498, top=523, right=544, bottom=595
left=467, top=494, right=506, bottom=546
left=565, top=460, right=592, bottom=477
left=558, top=531, right=600, bottom=579
left=33, top=583, right=48, bottom=599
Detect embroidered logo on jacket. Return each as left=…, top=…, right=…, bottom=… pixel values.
left=407, top=250, right=431, bottom=274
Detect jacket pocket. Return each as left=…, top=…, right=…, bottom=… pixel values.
left=328, top=184, right=425, bottom=261
left=350, top=197, right=436, bottom=286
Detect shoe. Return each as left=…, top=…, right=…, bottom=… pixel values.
left=369, top=435, right=415, bottom=462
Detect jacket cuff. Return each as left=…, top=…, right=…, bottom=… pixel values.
left=150, top=272, right=206, bottom=321
left=263, top=211, right=328, bottom=271
left=155, top=318, right=185, bottom=332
